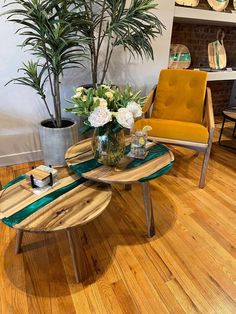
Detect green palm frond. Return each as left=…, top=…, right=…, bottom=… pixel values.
left=107, top=0, right=165, bottom=60
left=74, top=0, right=165, bottom=85
left=4, top=0, right=89, bottom=74
left=3, top=0, right=165, bottom=124
left=3, top=0, right=90, bottom=127
left=6, top=61, right=47, bottom=97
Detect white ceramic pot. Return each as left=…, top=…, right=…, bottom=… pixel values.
left=39, top=119, right=78, bottom=166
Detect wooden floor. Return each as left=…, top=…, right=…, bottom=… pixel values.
left=0, top=122, right=235, bottom=313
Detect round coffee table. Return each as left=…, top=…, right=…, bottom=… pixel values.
left=0, top=168, right=112, bottom=282
left=66, top=138, right=175, bottom=238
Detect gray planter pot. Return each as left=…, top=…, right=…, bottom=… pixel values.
left=39, top=119, right=78, bottom=166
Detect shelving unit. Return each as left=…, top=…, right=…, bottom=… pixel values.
left=191, top=70, right=236, bottom=82
left=207, top=71, right=236, bottom=81
left=174, top=6, right=236, bottom=26
left=170, top=3, right=236, bottom=113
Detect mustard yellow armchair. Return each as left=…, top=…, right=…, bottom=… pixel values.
left=135, top=69, right=215, bottom=188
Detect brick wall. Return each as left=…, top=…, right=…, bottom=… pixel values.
left=172, top=23, right=236, bottom=69
left=208, top=81, right=234, bottom=115
left=171, top=11, right=236, bottom=115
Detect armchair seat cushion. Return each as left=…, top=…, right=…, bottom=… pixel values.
left=135, top=118, right=209, bottom=144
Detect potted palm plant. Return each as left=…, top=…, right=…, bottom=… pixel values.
left=78, top=0, right=165, bottom=86
left=3, top=0, right=89, bottom=166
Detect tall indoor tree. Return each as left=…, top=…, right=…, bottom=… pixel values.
left=3, top=0, right=89, bottom=128
left=78, top=0, right=165, bottom=86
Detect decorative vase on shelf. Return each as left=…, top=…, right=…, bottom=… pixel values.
left=168, top=44, right=191, bottom=69
left=208, top=29, right=227, bottom=70
left=92, top=126, right=125, bottom=166
left=175, top=0, right=199, bottom=7
left=207, top=0, right=229, bottom=12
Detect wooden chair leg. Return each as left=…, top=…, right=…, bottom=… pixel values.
left=141, top=182, right=155, bottom=238
left=67, top=227, right=87, bottom=283
left=199, top=127, right=214, bottom=189
left=199, top=142, right=213, bottom=189
left=15, top=230, right=24, bottom=254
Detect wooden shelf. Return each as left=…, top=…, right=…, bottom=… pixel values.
left=207, top=71, right=236, bottom=81
left=192, top=70, right=236, bottom=81
left=174, top=6, right=236, bottom=26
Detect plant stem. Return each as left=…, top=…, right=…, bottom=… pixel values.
left=53, top=74, right=62, bottom=128
left=101, top=32, right=113, bottom=84
left=86, top=0, right=97, bottom=87
left=42, top=41, right=57, bottom=124
left=42, top=96, right=57, bottom=127
left=47, top=64, right=55, bottom=100
left=96, top=0, right=106, bottom=56
left=90, top=46, right=97, bottom=87
left=93, top=0, right=107, bottom=86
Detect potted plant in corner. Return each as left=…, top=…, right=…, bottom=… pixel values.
left=3, top=0, right=89, bottom=166
left=78, top=0, right=165, bottom=86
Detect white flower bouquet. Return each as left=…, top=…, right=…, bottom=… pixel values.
left=65, top=84, right=145, bottom=133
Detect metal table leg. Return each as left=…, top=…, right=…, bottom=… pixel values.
left=15, top=230, right=24, bottom=254
left=141, top=182, right=155, bottom=238
left=67, top=227, right=87, bottom=283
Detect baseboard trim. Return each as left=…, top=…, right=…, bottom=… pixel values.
left=0, top=150, right=43, bottom=166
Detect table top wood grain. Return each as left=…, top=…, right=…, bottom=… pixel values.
left=0, top=168, right=112, bottom=233
left=223, top=108, right=236, bottom=120
left=65, top=138, right=175, bottom=185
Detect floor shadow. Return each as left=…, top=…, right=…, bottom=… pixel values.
left=166, top=147, right=201, bottom=187
left=212, top=142, right=236, bottom=172
left=150, top=182, right=178, bottom=238
left=3, top=228, right=117, bottom=297
left=216, top=140, right=236, bottom=151
left=3, top=182, right=176, bottom=297
left=103, top=183, right=177, bottom=243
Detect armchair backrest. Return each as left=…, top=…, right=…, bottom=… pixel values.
left=152, top=69, right=208, bottom=124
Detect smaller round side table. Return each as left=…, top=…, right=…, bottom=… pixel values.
left=0, top=168, right=112, bottom=283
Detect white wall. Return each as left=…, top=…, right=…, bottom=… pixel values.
left=107, top=0, right=175, bottom=92
left=0, top=0, right=175, bottom=166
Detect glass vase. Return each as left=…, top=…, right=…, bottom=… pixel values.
left=92, top=126, right=125, bottom=166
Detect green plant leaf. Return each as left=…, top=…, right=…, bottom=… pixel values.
left=3, top=0, right=91, bottom=127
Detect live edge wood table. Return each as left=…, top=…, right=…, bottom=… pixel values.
left=0, top=168, right=112, bottom=283
left=66, top=138, right=175, bottom=238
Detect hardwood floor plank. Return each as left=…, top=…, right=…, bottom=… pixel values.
left=166, top=279, right=200, bottom=314
left=0, top=228, right=29, bottom=314
left=111, top=280, right=138, bottom=314
left=55, top=231, right=91, bottom=314
left=150, top=240, right=216, bottom=313
left=0, top=123, right=235, bottom=313
left=191, top=211, right=236, bottom=258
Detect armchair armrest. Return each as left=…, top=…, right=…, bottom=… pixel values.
left=143, top=85, right=157, bottom=118
left=205, top=87, right=215, bottom=133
